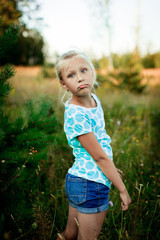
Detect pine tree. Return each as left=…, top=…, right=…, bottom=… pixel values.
left=0, top=25, right=60, bottom=239
left=0, top=25, right=19, bottom=105
left=108, top=54, right=146, bottom=94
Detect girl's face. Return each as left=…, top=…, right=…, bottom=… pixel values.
left=60, top=56, right=94, bottom=97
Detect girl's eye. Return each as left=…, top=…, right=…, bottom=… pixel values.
left=68, top=73, right=75, bottom=78
left=82, top=68, right=87, bottom=73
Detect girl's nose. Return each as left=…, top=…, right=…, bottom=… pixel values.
left=78, top=73, right=84, bottom=82
left=78, top=78, right=84, bottom=83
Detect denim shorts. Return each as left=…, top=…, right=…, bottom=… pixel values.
left=65, top=173, right=110, bottom=214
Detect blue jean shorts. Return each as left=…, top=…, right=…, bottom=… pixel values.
left=65, top=173, right=110, bottom=214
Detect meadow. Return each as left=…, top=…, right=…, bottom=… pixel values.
left=1, top=66, right=160, bottom=240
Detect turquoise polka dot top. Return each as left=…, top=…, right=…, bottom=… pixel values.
left=64, top=93, right=113, bottom=188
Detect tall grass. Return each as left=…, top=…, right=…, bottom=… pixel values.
left=51, top=89, right=160, bottom=240
left=96, top=89, right=160, bottom=239
left=3, top=69, right=160, bottom=239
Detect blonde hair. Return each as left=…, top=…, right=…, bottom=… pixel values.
left=55, top=50, right=98, bottom=86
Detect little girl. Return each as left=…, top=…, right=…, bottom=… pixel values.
left=55, top=50, right=131, bottom=240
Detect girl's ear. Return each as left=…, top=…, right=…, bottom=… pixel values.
left=60, top=80, right=69, bottom=91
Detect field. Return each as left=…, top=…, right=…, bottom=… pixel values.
left=2, top=66, right=160, bottom=240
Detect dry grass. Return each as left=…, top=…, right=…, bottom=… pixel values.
left=142, top=68, right=160, bottom=86
left=8, top=66, right=60, bottom=105
left=14, top=66, right=160, bottom=86
left=15, top=66, right=41, bottom=76
left=7, top=66, right=159, bottom=107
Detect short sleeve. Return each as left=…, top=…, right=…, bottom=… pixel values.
left=65, top=108, right=92, bottom=141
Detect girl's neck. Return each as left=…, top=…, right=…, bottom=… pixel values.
left=70, top=94, right=97, bottom=108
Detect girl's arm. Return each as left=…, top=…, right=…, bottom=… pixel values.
left=77, top=132, right=131, bottom=211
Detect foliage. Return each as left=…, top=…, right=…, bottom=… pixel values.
left=0, top=65, right=15, bottom=109
left=108, top=68, right=146, bottom=94
left=97, top=54, right=146, bottom=94
left=1, top=65, right=160, bottom=239
left=1, top=25, right=45, bottom=66
left=0, top=24, right=20, bottom=65
left=0, top=98, right=61, bottom=240
left=0, top=24, right=19, bottom=111
left=0, top=0, right=22, bottom=35
left=96, top=52, right=160, bottom=71
left=0, top=0, right=42, bottom=36
left=93, top=55, right=109, bottom=70
left=0, top=24, right=58, bottom=240
left=142, top=52, right=160, bottom=68
left=14, top=27, right=44, bottom=65
left=41, top=63, right=56, bottom=79
left=98, top=92, right=160, bottom=240
left=0, top=0, right=45, bottom=65
left=112, top=53, right=141, bottom=69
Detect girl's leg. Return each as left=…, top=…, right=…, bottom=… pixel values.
left=77, top=210, right=107, bottom=240
left=57, top=205, right=78, bottom=240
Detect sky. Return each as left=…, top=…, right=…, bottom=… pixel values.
left=23, top=0, right=160, bottom=60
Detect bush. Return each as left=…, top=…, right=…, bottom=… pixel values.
left=0, top=98, right=62, bottom=239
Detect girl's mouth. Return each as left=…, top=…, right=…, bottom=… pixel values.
left=78, top=84, right=88, bottom=89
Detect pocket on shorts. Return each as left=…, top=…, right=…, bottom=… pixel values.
left=65, top=174, right=87, bottom=205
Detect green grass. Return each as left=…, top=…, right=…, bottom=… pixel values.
left=96, top=89, right=160, bottom=239
left=2, top=72, right=160, bottom=239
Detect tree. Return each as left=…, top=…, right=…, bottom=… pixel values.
left=0, top=0, right=42, bottom=35
left=0, top=0, right=22, bottom=35
left=0, top=0, right=45, bottom=65
left=0, top=25, right=59, bottom=239
left=142, top=52, right=160, bottom=68
left=1, top=26, right=45, bottom=65
left=0, top=25, right=18, bottom=103
left=107, top=54, right=146, bottom=93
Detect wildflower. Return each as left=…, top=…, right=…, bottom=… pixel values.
left=29, top=152, right=33, bottom=155
left=22, top=165, right=26, bottom=168
left=140, top=160, right=144, bottom=167
left=117, top=120, right=121, bottom=126
left=1, top=160, right=5, bottom=164
left=109, top=201, right=114, bottom=207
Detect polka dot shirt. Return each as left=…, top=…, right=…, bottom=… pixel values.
left=64, top=93, right=113, bottom=188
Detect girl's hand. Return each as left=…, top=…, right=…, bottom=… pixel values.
left=119, top=188, right=131, bottom=211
